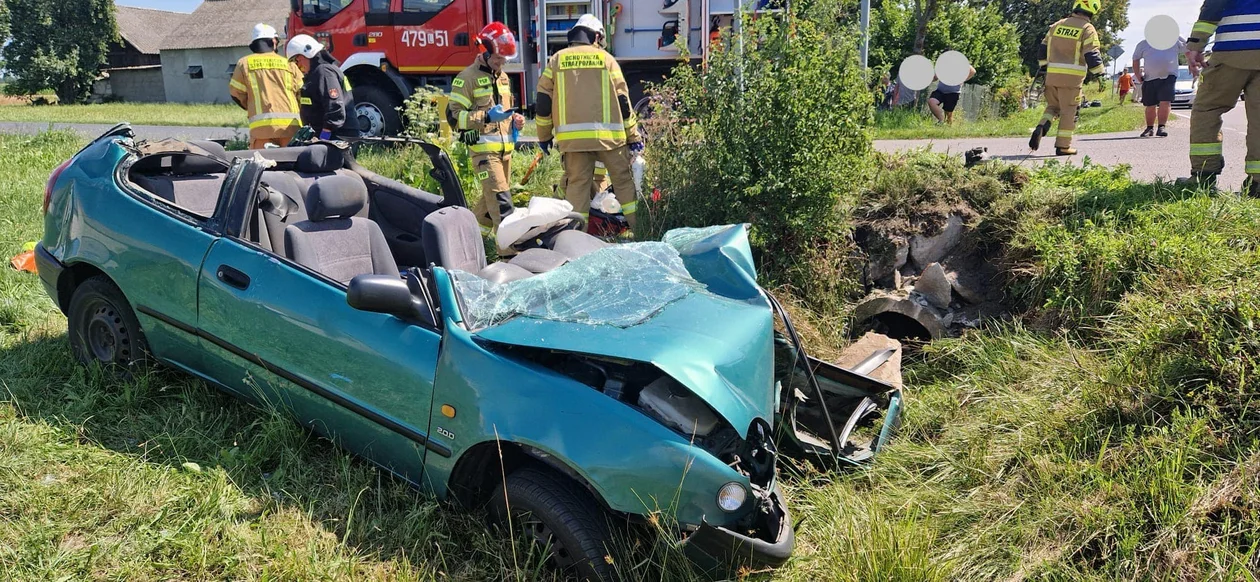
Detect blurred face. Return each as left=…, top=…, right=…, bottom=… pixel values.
left=487, top=52, right=507, bottom=70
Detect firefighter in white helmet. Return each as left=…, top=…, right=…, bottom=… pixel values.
left=535, top=14, right=644, bottom=231
left=446, top=22, right=526, bottom=233
left=286, top=34, right=362, bottom=141
left=229, top=24, right=304, bottom=149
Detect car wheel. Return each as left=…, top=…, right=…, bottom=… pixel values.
left=491, top=467, right=617, bottom=581
left=353, top=85, right=403, bottom=137
left=67, top=276, right=151, bottom=373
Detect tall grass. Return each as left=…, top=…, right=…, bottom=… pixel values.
left=0, top=102, right=246, bottom=128
left=3, top=131, right=1259, bottom=580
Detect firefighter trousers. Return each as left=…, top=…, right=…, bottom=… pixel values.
left=563, top=147, right=637, bottom=230
left=471, top=151, right=514, bottom=233
left=249, top=127, right=299, bottom=150
left=1189, top=60, right=1260, bottom=178
left=1041, top=84, right=1081, bottom=149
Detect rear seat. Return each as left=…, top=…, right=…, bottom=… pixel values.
left=130, top=153, right=229, bottom=218
left=258, top=144, right=369, bottom=256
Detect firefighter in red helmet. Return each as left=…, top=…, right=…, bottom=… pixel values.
left=447, top=22, right=526, bottom=234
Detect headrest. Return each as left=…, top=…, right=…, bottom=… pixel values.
left=130, top=153, right=228, bottom=176
left=422, top=206, right=486, bottom=273
left=189, top=140, right=228, bottom=160
left=306, top=175, right=367, bottom=221
left=296, top=144, right=347, bottom=174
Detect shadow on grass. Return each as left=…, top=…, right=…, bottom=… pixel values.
left=1, top=330, right=704, bottom=581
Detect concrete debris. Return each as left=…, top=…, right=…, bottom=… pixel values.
left=910, top=214, right=964, bottom=269
left=852, top=291, right=947, bottom=341
left=836, top=332, right=903, bottom=390
left=866, top=233, right=910, bottom=284
left=914, top=263, right=952, bottom=310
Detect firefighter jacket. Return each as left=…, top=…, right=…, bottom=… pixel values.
left=446, top=59, right=514, bottom=155
left=299, top=58, right=361, bottom=138
left=229, top=51, right=304, bottom=140
left=535, top=42, right=642, bottom=153
left=1037, top=15, right=1105, bottom=88
left=1189, top=0, right=1260, bottom=66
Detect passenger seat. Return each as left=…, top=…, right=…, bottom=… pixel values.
left=283, top=174, right=399, bottom=286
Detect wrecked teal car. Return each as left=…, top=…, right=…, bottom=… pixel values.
left=36, top=126, right=901, bottom=579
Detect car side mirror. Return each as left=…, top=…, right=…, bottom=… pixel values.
left=347, top=275, right=431, bottom=324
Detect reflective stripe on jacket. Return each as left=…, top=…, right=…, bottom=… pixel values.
left=445, top=60, right=514, bottom=154
left=1189, top=0, right=1260, bottom=53
left=229, top=52, right=303, bottom=140
left=535, top=44, right=640, bottom=153
left=1039, top=15, right=1105, bottom=88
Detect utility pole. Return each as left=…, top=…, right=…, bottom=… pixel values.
left=860, top=0, right=870, bottom=73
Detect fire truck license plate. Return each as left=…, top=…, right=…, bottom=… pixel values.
left=401, top=29, right=450, bottom=48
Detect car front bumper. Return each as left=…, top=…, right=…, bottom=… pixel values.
left=34, top=243, right=65, bottom=313
left=681, top=483, right=795, bottom=577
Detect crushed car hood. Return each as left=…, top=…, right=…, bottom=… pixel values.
left=474, top=292, right=775, bottom=437
left=470, top=225, right=775, bottom=437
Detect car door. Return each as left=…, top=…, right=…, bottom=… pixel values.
left=193, top=161, right=444, bottom=484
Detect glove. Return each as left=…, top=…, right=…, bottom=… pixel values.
left=486, top=104, right=512, bottom=123
left=319, top=129, right=332, bottom=140
left=629, top=141, right=645, bottom=155
left=460, top=129, right=480, bottom=146
left=539, top=139, right=552, bottom=155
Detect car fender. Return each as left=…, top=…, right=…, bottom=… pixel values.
left=426, top=324, right=754, bottom=528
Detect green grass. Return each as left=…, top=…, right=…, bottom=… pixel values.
left=3, top=133, right=1260, bottom=579
left=0, top=102, right=246, bottom=128
left=873, top=89, right=1146, bottom=141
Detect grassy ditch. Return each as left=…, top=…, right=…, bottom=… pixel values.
left=2, top=132, right=1258, bottom=580
left=874, top=87, right=1146, bottom=141
left=0, top=102, right=245, bottom=128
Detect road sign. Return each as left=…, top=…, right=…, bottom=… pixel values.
left=1107, top=45, right=1125, bottom=59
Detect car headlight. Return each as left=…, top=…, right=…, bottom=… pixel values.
left=717, top=482, right=747, bottom=512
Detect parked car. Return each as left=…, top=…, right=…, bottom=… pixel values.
left=36, top=125, right=902, bottom=579
left=1174, top=65, right=1197, bottom=108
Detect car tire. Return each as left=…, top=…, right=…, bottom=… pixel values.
left=353, top=85, right=403, bottom=137
left=67, top=276, right=151, bottom=374
left=491, top=466, right=617, bottom=581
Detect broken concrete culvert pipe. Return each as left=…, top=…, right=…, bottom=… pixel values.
left=853, top=213, right=1007, bottom=342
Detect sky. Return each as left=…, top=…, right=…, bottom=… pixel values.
left=1117, top=0, right=1200, bottom=63
left=115, top=0, right=202, bottom=13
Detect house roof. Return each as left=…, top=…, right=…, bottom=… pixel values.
left=160, top=0, right=291, bottom=52
left=116, top=5, right=190, bottom=55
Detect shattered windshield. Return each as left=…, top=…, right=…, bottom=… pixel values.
left=452, top=241, right=715, bottom=329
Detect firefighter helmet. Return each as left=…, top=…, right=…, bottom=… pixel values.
left=477, top=22, right=519, bottom=60
left=1072, top=0, right=1101, bottom=16
left=286, top=34, right=324, bottom=59
left=574, top=14, right=605, bottom=36
left=252, top=23, right=278, bottom=42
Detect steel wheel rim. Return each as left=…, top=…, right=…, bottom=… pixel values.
left=517, top=513, right=576, bottom=569
left=356, top=103, right=385, bottom=137
left=81, top=300, right=129, bottom=364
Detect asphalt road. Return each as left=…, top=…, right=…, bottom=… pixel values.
left=0, top=122, right=244, bottom=143
left=875, top=106, right=1251, bottom=191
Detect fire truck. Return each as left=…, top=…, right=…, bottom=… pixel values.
left=289, top=0, right=774, bottom=135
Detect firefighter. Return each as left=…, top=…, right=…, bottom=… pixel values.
left=446, top=22, right=526, bottom=233
left=286, top=34, right=362, bottom=141
left=1029, top=0, right=1106, bottom=156
left=535, top=14, right=645, bottom=231
left=1183, top=0, right=1260, bottom=195
left=229, top=24, right=304, bottom=149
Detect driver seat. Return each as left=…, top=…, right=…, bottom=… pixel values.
left=284, top=174, right=399, bottom=286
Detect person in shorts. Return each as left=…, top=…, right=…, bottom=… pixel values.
left=928, top=64, right=975, bottom=125
left=1117, top=69, right=1133, bottom=103
left=1133, top=36, right=1186, bottom=137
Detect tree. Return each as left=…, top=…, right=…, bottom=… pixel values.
left=997, top=0, right=1130, bottom=74
left=4, top=0, right=117, bottom=103
left=912, top=0, right=939, bottom=55
left=869, top=0, right=1022, bottom=87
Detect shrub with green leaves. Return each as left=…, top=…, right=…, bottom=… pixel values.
left=642, top=0, right=873, bottom=305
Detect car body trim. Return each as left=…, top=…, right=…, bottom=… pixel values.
left=135, top=304, right=453, bottom=458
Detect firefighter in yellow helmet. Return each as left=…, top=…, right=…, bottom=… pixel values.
left=1029, top=0, right=1107, bottom=156
left=1183, top=0, right=1260, bottom=196
left=535, top=14, right=644, bottom=231
left=446, top=22, right=526, bottom=233
left=229, top=24, right=304, bottom=149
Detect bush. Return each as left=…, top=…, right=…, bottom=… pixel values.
left=642, top=0, right=873, bottom=307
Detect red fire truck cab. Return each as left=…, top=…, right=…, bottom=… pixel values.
left=290, top=0, right=771, bottom=135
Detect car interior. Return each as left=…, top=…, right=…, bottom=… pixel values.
left=125, top=140, right=617, bottom=293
